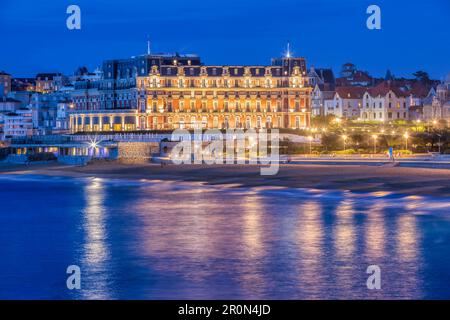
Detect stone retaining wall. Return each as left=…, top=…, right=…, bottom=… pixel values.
left=117, top=142, right=160, bottom=164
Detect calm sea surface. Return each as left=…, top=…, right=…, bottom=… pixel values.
left=1, top=174, right=450, bottom=299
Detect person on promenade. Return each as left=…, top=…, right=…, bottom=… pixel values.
left=388, top=147, right=395, bottom=163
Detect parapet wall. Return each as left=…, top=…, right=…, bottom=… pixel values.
left=117, top=142, right=160, bottom=164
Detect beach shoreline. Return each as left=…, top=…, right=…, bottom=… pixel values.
left=1, top=161, right=450, bottom=198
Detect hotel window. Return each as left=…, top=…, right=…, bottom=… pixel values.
left=213, top=101, right=218, bottom=111
left=213, top=116, right=219, bottom=128
left=152, top=101, right=157, bottom=112
left=397, top=102, right=400, bottom=109
left=190, top=101, right=195, bottom=111
left=397, top=112, right=400, bottom=118
left=234, top=68, right=238, bottom=75
left=379, top=112, right=382, bottom=118
left=267, top=116, right=272, bottom=128
left=202, top=101, right=207, bottom=111
left=179, top=79, right=184, bottom=88
left=256, top=116, right=262, bottom=128
left=202, top=116, right=207, bottom=128
left=224, top=101, right=229, bottom=111
left=235, top=117, right=241, bottom=128
left=267, top=101, right=271, bottom=110
left=179, top=101, right=184, bottom=112
left=295, top=116, right=300, bottom=129
left=201, top=79, right=207, bottom=88
left=190, top=116, right=197, bottom=129
left=246, top=101, right=251, bottom=111
left=246, top=117, right=251, bottom=129
left=224, top=116, right=229, bottom=129
left=277, top=101, right=281, bottom=112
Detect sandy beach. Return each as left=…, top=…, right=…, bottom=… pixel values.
left=1, top=161, right=450, bottom=197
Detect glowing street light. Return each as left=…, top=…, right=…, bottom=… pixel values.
left=372, top=134, right=378, bottom=154
left=404, top=132, right=409, bottom=150
left=342, top=134, right=348, bottom=151
left=308, top=136, right=313, bottom=154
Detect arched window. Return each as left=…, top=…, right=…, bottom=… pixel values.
left=246, top=117, right=251, bottom=129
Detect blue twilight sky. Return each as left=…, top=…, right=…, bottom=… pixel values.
left=0, top=0, right=449, bottom=79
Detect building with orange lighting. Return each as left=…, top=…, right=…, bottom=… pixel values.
left=69, top=53, right=312, bottom=132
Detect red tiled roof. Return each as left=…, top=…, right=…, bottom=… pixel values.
left=335, top=86, right=366, bottom=99
left=367, top=81, right=410, bottom=97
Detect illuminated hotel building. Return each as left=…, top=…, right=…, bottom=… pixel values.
left=69, top=52, right=312, bottom=132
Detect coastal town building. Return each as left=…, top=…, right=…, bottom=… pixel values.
left=0, top=96, right=21, bottom=112
left=69, top=52, right=313, bottom=132
left=336, top=63, right=376, bottom=87
left=325, top=87, right=365, bottom=119
left=35, top=73, right=68, bottom=93
left=3, top=108, right=33, bottom=138
left=311, top=84, right=335, bottom=116
left=361, top=81, right=410, bottom=122
left=30, top=92, right=72, bottom=135
left=308, top=67, right=335, bottom=88
left=11, top=78, right=35, bottom=92
left=0, top=71, right=12, bottom=96
left=423, top=73, right=450, bottom=121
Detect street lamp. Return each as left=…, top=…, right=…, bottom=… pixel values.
left=372, top=134, right=378, bottom=154
left=437, top=133, right=442, bottom=154
left=308, top=136, right=313, bottom=155
left=342, top=134, right=348, bottom=151
left=403, top=132, right=409, bottom=151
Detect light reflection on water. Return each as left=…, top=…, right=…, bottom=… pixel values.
left=1, top=175, right=450, bottom=299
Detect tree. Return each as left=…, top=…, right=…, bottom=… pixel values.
left=413, top=71, right=430, bottom=83
left=321, top=133, right=341, bottom=151
left=311, top=115, right=336, bottom=128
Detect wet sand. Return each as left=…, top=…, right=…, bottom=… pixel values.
left=2, top=161, right=450, bottom=197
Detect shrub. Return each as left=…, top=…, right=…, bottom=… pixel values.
left=334, top=149, right=358, bottom=155
left=394, top=149, right=413, bottom=155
